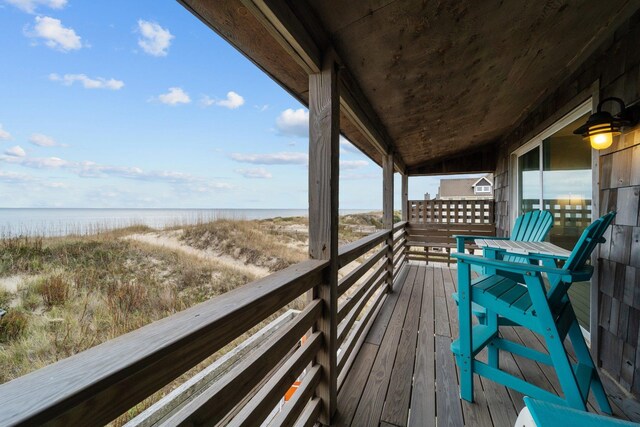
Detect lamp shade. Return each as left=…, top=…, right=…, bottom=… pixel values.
left=573, top=110, right=621, bottom=150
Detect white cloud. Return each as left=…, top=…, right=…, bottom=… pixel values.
left=230, top=152, right=308, bottom=165
left=0, top=170, right=35, bottom=184
left=5, top=0, right=66, bottom=14
left=340, top=160, right=369, bottom=170
left=235, top=168, right=272, bottom=179
left=5, top=145, right=26, bottom=157
left=137, top=20, right=173, bottom=57
left=0, top=124, right=12, bottom=140
left=201, top=91, right=245, bottom=109
left=29, top=133, right=58, bottom=147
left=276, top=108, right=308, bottom=137
left=200, top=96, right=215, bottom=107
left=0, top=154, right=232, bottom=192
left=255, top=104, right=269, bottom=112
left=216, top=91, right=244, bottom=109
left=26, top=16, right=83, bottom=52
left=155, top=87, right=190, bottom=105
left=49, top=73, right=124, bottom=90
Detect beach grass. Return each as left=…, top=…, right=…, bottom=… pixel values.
left=0, top=212, right=386, bottom=423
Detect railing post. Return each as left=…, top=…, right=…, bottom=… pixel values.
left=401, top=173, right=408, bottom=222
left=308, top=51, right=339, bottom=425
left=383, top=153, right=394, bottom=290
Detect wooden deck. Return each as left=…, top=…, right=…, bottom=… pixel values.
left=336, top=263, right=638, bottom=426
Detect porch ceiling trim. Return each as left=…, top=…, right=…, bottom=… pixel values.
left=238, top=0, right=407, bottom=174
left=406, top=143, right=496, bottom=176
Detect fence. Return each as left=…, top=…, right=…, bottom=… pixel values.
left=408, top=199, right=494, bottom=224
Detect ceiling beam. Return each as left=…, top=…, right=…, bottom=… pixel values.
left=241, top=0, right=406, bottom=174
left=406, top=143, right=497, bottom=176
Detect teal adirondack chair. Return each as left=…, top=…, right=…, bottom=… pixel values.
left=454, top=209, right=554, bottom=257
left=452, top=210, right=554, bottom=323
left=451, top=211, right=616, bottom=413
left=518, top=397, right=637, bottom=427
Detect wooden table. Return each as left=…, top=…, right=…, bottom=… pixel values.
left=473, top=239, right=572, bottom=258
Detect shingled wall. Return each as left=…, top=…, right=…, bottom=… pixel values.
left=493, top=10, right=640, bottom=397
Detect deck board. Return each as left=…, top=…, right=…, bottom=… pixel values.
left=337, top=263, right=638, bottom=426
left=350, top=266, right=417, bottom=427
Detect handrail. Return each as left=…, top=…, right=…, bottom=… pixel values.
left=338, top=229, right=389, bottom=268
left=0, top=224, right=412, bottom=427
left=337, top=245, right=387, bottom=297
left=393, top=220, right=408, bottom=232
left=0, top=259, right=328, bottom=426
left=163, top=300, right=322, bottom=426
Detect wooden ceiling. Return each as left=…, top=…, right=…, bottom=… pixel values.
left=180, top=0, right=639, bottom=174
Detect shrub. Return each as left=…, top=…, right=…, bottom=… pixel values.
left=0, top=290, right=11, bottom=308
left=0, top=310, right=29, bottom=342
left=36, top=275, right=70, bottom=307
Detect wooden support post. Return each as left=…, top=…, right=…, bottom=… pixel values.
left=383, top=153, right=394, bottom=290
left=309, top=52, right=339, bottom=425
left=401, top=173, right=408, bottom=222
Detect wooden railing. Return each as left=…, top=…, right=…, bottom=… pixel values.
left=409, top=199, right=494, bottom=224
left=336, top=222, right=407, bottom=388
left=0, top=223, right=409, bottom=426
left=406, top=199, right=495, bottom=264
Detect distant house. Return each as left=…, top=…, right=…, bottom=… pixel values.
left=435, top=174, right=494, bottom=200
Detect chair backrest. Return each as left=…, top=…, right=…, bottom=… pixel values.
left=564, top=211, right=616, bottom=272
left=505, top=210, right=553, bottom=263
left=510, top=210, right=553, bottom=242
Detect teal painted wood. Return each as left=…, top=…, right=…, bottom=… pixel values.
left=524, top=397, right=638, bottom=427
left=451, top=212, right=617, bottom=414
left=453, top=210, right=553, bottom=320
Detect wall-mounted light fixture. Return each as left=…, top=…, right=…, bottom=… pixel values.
left=573, top=97, right=640, bottom=150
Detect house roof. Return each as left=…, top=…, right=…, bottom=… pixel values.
left=439, top=174, right=493, bottom=198
left=180, top=1, right=639, bottom=174
left=473, top=176, right=493, bottom=187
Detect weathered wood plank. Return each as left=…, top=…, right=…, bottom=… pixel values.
left=164, top=301, right=321, bottom=426
left=365, top=266, right=412, bottom=346
left=334, top=343, right=379, bottom=426
left=402, top=174, right=408, bottom=222
left=409, top=266, right=436, bottom=427
left=227, top=332, right=322, bottom=427
left=434, top=267, right=451, bottom=337
left=337, top=246, right=386, bottom=297
left=308, top=50, right=340, bottom=423
left=380, top=265, right=425, bottom=426
left=293, top=397, right=321, bottom=427
left=268, top=364, right=321, bottom=427
left=435, top=334, right=465, bottom=427
left=351, top=265, right=416, bottom=427
left=338, top=229, right=388, bottom=268
left=384, top=153, right=395, bottom=289
left=0, top=259, right=326, bottom=427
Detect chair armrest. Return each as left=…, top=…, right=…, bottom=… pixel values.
left=451, top=253, right=574, bottom=282
left=453, top=235, right=509, bottom=253
left=452, top=235, right=510, bottom=241
left=517, top=252, right=570, bottom=262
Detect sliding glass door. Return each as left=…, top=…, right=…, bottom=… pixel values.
left=513, top=109, right=592, bottom=331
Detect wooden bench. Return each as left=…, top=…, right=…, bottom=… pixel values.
left=405, top=223, right=496, bottom=266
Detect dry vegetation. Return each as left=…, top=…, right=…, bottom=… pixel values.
left=0, top=212, right=386, bottom=424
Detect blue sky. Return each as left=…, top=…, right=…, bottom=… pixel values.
left=0, top=0, right=472, bottom=209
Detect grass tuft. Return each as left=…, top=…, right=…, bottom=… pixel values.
left=0, top=310, right=29, bottom=343
left=36, top=274, right=70, bottom=307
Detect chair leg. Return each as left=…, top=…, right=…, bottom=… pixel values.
left=566, top=318, right=612, bottom=414
left=458, top=261, right=474, bottom=402
left=487, top=310, right=499, bottom=369
left=525, top=276, right=587, bottom=411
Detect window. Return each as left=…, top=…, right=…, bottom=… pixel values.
left=511, top=100, right=593, bottom=332
left=475, top=185, right=491, bottom=193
